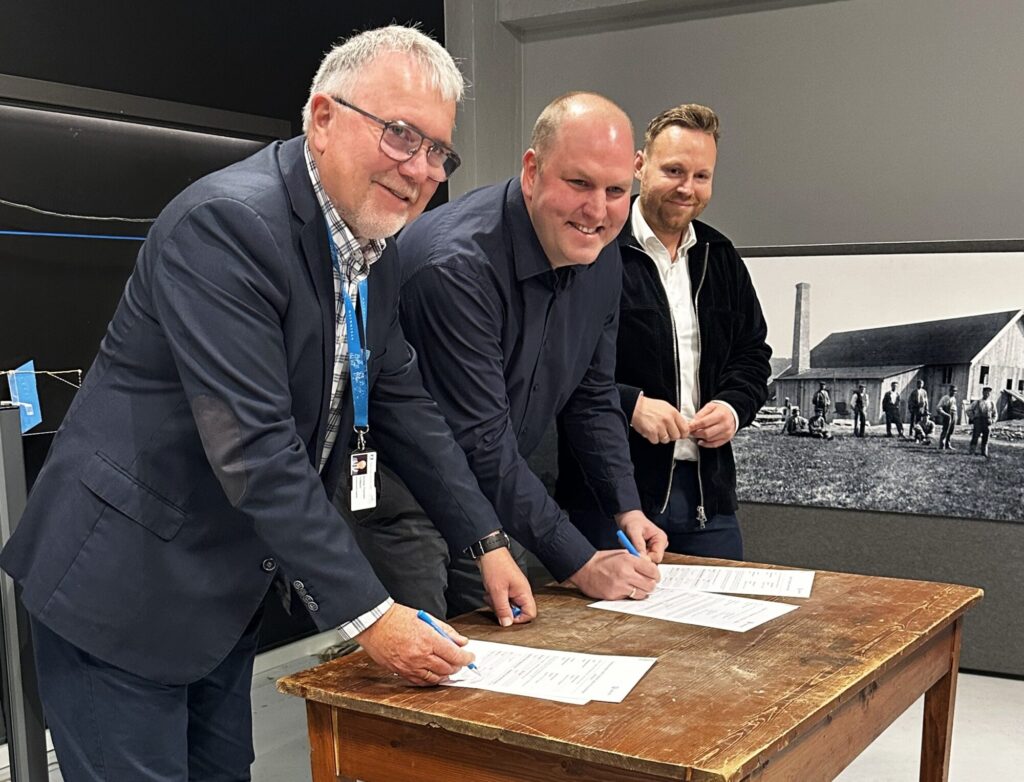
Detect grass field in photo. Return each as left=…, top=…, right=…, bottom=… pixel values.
left=733, top=421, right=1024, bottom=522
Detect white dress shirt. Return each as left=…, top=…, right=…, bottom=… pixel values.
left=630, top=200, right=737, bottom=461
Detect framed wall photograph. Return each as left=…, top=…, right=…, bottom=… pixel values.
left=734, top=251, right=1024, bottom=523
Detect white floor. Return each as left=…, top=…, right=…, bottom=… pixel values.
left=27, top=655, right=1024, bottom=781
left=836, top=671, right=1024, bottom=781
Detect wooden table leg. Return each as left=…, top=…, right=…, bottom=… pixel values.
left=307, top=700, right=359, bottom=782
left=920, top=617, right=963, bottom=782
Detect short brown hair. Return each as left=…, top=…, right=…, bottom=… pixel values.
left=644, top=103, right=720, bottom=149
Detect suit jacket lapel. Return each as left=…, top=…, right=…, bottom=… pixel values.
left=281, top=138, right=336, bottom=464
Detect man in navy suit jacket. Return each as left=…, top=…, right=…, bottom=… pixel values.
left=0, top=26, right=533, bottom=780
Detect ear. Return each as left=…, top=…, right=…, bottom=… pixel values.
left=633, top=149, right=645, bottom=181
left=521, top=148, right=539, bottom=201
left=307, top=94, right=335, bottom=155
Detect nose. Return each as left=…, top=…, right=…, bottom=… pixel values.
left=676, top=176, right=694, bottom=195
left=396, top=145, right=432, bottom=184
left=580, top=189, right=607, bottom=222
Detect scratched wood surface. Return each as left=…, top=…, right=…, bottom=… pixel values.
left=278, top=555, right=982, bottom=781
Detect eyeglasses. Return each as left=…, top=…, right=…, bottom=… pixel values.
left=332, top=97, right=461, bottom=182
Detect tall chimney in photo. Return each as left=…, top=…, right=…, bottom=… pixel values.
left=792, top=282, right=811, bottom=374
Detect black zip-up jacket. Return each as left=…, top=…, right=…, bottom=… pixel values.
left=556, top=210, right=771, bottom=521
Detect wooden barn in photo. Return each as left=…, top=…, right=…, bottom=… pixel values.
left=772, top=284, right=1024, bottom=423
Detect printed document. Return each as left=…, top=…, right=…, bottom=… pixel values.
left=590, top=588, right=798, bottom=632
left=657, top=564, right=815, bottom=599
left=444, top=640, right=656, bottom=705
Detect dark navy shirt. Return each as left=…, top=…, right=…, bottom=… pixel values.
left=397, top=178, right=641, bottom=580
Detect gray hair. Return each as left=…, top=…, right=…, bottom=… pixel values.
left=302, top=25, right=464, bottom=132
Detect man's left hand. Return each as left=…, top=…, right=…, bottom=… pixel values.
left=478, top=547, right=537, bottom=627
left=614, top=510, right=667, bottom=563
left=689, top=402, right=738, bottom=448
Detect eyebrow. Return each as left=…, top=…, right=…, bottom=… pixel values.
left=387, top=114, right=455, bottom=152
left=563, top=169, right=633, bottom=188
left=662, top=161, right=713, bottom=173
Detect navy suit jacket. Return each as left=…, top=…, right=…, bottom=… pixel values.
left=0, top=137, right=500, bottom=684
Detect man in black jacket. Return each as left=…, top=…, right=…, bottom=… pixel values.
left=557, top=104, right=770, bottom=560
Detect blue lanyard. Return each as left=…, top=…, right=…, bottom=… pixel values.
left=326, top=225, right=371, bottom=442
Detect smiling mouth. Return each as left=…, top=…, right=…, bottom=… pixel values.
left=377, top=182, right=415, bottom=203
left=569, top=222, right=601, bottom=235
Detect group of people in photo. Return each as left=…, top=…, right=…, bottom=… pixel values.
left=779, top=379, right=1000, bottom=456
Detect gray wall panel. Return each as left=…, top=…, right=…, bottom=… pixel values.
left=741, top=502, right=1023, bottom=675
left=518, top=0, right=1024, bottom=247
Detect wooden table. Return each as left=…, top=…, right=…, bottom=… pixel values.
left=278, top=555, right=982, bottom=781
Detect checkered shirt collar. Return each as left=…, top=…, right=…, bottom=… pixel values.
left=303, top=141, right=385, bottom=277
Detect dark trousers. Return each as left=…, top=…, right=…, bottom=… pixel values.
left=884, top=410, right=904, bottom=436
left=970, top=421, right=991, bottom=454
left=31, top=610, right=262, bottom=782
left=570, top=461, right=743, bottom=561
left=852, top=409, right=867, bottom=437
left=343, top=465, right=529, bottom=619
left=909, top=408, right=926, bottom=431
left=939, top=413, right=955, bottom=448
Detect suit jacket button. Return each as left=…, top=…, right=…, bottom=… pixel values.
left=292, top=580, right=305, bottom=591
left=261, top=558, right=276, bottom=572
left=307, top=601, right=319, bottom=613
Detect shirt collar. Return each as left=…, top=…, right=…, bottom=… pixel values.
left=630, top=198, right=696, bottom=273
left=505, top=177, right=582, bottom=286
left=303, top=140, right=386, bottom=270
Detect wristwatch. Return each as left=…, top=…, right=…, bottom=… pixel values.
left=463, top=530, right=511, bottom=559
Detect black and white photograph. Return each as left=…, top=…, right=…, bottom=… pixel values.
left=734, top=252, right=1024, bottom=522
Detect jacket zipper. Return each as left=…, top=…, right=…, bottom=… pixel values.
left=693, top=243, right=710, bottom=528
left=659, top=291, right=682, bottom=515
left=630, top=241, right=681, bottom=516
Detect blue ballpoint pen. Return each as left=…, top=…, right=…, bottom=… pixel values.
left=616, top=529, right=641, bottom=557
left=416, top=609, right=478, bottom=671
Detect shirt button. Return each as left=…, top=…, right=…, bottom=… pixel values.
left=261, top=558, right=276, bottom=572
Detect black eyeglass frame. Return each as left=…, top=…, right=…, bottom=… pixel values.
left=332, top=96, right=461, bottom=181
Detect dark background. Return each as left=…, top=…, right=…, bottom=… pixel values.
left=0, top=2, right=445, bottom=134
left=1, top=1, right=445, bottom=651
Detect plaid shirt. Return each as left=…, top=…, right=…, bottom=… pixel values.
left=304, top=142, right=385, bottom=472
left=304, top=142, right=393, bottom=639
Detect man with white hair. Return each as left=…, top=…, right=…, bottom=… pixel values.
left=0, top=26, right=532, bottom=780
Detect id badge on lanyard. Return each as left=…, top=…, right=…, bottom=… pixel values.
left=328, top=226, right=377, bottom=511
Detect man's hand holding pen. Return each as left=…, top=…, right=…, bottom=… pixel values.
left=356, top=604, right=475, bottom=687
left=478, top=547, right=537, bottom=626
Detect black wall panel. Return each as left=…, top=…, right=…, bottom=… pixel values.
left=0, top=2, right=445, bottom=133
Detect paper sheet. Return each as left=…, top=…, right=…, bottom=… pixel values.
left=444, top=639, right=656, bottom=705
left=590, top=587, right=798, bottom=632
left=657, top=564, right=815, bottom=599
